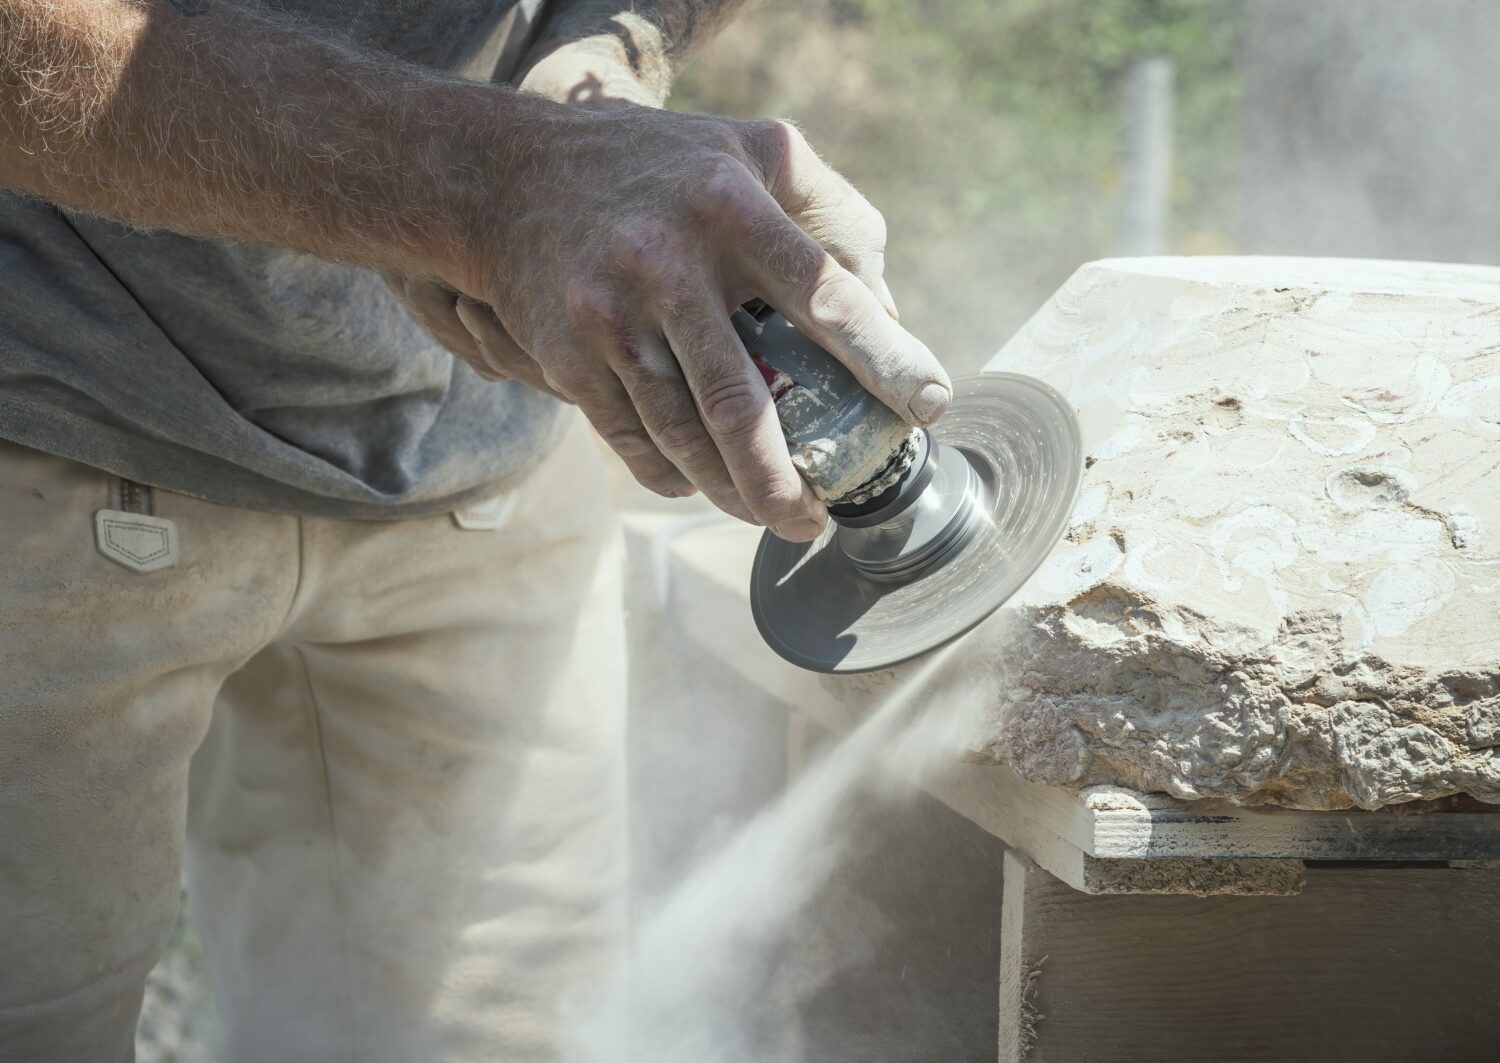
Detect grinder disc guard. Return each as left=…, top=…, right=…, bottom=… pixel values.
left=751, top=372, right=1083, bottom=673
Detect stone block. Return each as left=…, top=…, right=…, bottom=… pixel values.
left=959, top=258, right=1500, bottom=810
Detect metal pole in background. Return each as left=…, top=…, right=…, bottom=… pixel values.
left=1121, top=54, right=1175, bottom=256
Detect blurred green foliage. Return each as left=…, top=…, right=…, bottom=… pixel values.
left=671, top=0, right=1243, bottom=370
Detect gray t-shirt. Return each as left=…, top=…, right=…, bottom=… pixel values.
left=0, top=0, right=561, bottom=520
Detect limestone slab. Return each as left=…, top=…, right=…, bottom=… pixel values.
left=966, top=257, right=1500, bottom=810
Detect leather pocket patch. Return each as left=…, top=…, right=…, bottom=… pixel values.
left=452, top=493, right=519, bottom=531
left=95, top=509, right=179, bottom=573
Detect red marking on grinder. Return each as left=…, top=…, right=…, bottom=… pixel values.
left=751, top=354, right=797, bottom=401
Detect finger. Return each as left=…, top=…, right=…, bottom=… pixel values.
left=455, top=297, right=567, bottom=398
left=544, top=349, right=696, bottom=500
left=661, top=291, right=826, bottom=542
left=727, top=179, right=952, bottom=427
left=565, top=280, right=758, bottom=518
left=398, top=276, right=485, bottom=363
left=870, top=272, right=899, bottom=322
left=600, top=326, right=750, bottom=521
left=742, top=120, right=898, bottom=319
left=383, top=270, right=481, bottom=360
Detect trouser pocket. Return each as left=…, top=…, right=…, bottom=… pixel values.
left=96, top=477, right=178, bottom=573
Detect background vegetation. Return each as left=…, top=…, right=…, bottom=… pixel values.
left=672, top=0, right=1244, bottom=371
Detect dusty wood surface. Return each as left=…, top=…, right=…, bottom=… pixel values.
left=1074, top=854, right=1303, bottom=897
left=934, top=756, right=1500, bottom=867
left=1000, top=852, right=1500, bottom=1061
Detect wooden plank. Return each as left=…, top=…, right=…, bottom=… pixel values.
left=1004, top=860, right=1500, bottom=1061
left=1074, top=854, right=1303, bottom=896
left=930, top=765, right=1307, bottom=895
left=998, top=851, right=1044, bottom=1063
left=925, top=761, right=1097, bottom=886
left=934, top=760, right=1500, bottom=864
left=1089, top=801, right=1500, bottom=862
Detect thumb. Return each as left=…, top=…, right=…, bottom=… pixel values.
left=742, top=118, right=898, bottom=319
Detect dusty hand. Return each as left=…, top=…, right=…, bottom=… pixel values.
left=429, top=71, right=950, bottom=541
left=383, top=54, right=642, bottom=398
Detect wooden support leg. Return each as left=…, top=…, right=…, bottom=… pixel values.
left=998, top=852, right=1500, bottom=1062
left=999, top=852, right=1045, bottom=1063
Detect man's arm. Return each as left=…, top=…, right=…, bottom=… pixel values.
left=0, top=0, right=510, bottom=288
left=0, top=0, right=949, bottom=542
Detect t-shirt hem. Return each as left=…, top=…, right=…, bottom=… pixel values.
left=0, top=405, right=571, bottom=522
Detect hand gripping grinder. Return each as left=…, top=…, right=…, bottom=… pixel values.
left=732, top=303, right=1083, bottom=674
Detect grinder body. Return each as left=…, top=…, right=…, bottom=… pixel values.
left=735, top=304, right=1084, bottom=674
left=731, top=305, right=914, bottom=507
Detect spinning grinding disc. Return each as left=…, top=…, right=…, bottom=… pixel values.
left=750, top=372, right=1083, bottom=674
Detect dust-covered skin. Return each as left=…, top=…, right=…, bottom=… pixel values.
left=847, top=258, right=1500, bottom=810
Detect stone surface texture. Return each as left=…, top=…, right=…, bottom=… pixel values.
left=974, top=257, right=1500, bottom=810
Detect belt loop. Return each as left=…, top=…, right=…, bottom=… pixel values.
left=116, top=478, right=156, bottom=516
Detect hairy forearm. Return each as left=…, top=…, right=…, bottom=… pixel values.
left=522, top=0, right=751, bottom=104
left=0, top=0, right=543, bottom=286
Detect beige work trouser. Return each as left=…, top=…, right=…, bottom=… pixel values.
left=0, top=418, right=626, bottom=1063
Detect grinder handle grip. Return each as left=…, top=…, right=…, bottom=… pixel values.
left=731, top=304, right=913, bottom=503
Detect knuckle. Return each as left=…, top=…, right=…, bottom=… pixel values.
left=774, top=118, right=808, bottom=149
left=564, top=281, right=614, bottom=328
left=539, top=359, right=585, bottom=400
left=739, top=118, right=800, bottom=188
left=654, top=414, right=715, bottom=460
left=805, top=272, right=861, bottom=334
left=859, top=202, right=888, bottom=248
left=699, top=151, right=748, bottom=192
left=697, top=377, right=769, bottom=439
left=612, top=224, right=684, bottom=290
left=566, top=285, right=644, bottom=370
left=742, top=117, right=783, bottom=150
left=612, top=223, right=660, bottom=264
left=761, top=228, right=824, bottom=289
left=634, top=465, right=688, bottom=497
left=744, top=473, right=807, bottom=525
left=606, top=341, right=651, bottom=376
left=690, top=153, right=754, bottom=220
left=601, top=426, right=657, bottom=459
left=722, top=197, right=770, bottom=246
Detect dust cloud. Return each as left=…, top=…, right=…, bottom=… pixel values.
left=562, top=635, right=1011, bottom=1063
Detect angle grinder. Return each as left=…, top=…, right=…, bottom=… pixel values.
left=732, top=303, right=1083, bottom=674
